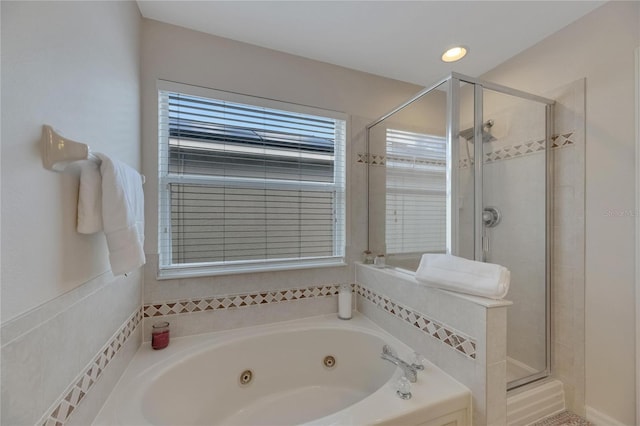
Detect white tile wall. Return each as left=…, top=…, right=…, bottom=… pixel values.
left=355, top=263, right=509, bottom=426
left=546, top=79, right=586, bottom=415
left=142, top=285, right=343, bottom=341
left=1, top=271, right=142, bottom=426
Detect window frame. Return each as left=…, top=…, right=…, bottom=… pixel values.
left=156, top=81, right=348, bottom=279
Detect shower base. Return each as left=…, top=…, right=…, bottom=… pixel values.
left=507, top=379, right=565, bottom=426
left=507, top=357, right=539, bottom=383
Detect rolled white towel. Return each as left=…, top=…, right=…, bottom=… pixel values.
left=415, top=254, right=510, bottom=299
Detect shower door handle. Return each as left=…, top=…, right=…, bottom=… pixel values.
left=482, top=233, right=489, bottom=256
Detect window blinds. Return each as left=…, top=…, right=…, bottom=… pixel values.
left=385, top=129, right=446, bottom=254
left=158, top=89, right=346, bottom=276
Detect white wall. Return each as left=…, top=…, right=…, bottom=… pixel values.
left=1, top=2, right=142, bottom=424
left=1, top=0, right=141, bottom=322
left=481, top=2, right=639, bottom=423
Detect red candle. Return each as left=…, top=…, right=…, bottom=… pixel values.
left=152, top=321, right=170, bottom=350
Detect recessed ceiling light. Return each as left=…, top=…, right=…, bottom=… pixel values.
left=441, top=46, right=468, bottom=62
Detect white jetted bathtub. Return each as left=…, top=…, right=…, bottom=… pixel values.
left=94, top=314, right=470, bottom=426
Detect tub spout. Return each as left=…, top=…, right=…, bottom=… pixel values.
left=380, top=345, right=418, bottom=383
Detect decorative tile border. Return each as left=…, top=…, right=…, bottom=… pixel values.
left=41, top=308, right=143, bottom=426
left=355, top=284, right=477, bottom=359
left=357, top=152, right=445, bottom=168
left=143, top=284, right=341, bottom=318
left=362, top=131, right=576, bottom=170
left=462, top=132, right=575, bottom=169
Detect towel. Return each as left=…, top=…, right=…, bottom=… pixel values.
left=77, top=161, right=103, bottom=234
left=97, top=153, right=146, bottom=276
left=415, top=254, right=510, bottom=299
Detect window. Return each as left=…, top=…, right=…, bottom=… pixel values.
left=158, top=83, right=346, bottom=278
left=385, top=129, right=446, bottom=254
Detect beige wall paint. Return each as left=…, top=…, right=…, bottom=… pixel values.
left=481, top=2, right=639, bottom=424
left=1, top=1, right=142, bottom=322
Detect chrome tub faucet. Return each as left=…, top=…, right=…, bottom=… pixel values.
left=380, top=345, right=418, bottom=383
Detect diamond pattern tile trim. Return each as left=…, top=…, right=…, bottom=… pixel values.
left=355, top=284, right=477, bottom=359
left=460, top=132, right=575, bottom=169
left=144, top=284, right=341, bottom=318
left=40, top=308, right=143, bottom=426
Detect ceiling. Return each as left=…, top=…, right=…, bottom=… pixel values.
left=137, top=1, right=605, bottom=86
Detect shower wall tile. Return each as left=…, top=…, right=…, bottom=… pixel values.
left=554, top=185, right=576, bottom=229
left=552, top=266, right=575, bottom=312
left=546, top=79, right=586, bottom=416
left=1, top=270, right=143, bottom=426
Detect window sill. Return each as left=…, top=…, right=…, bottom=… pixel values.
left=157, top=259, right=348, bottom=280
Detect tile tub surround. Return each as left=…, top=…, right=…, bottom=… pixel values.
left=355, top=263, right=510, bottom=426
left=142, top=283, right=348, bottom=341
left=1, top=270, right=142, bottom=426
left=354, top=284, right=477, bottom=359
left=41, top=309, right=143, bottom=426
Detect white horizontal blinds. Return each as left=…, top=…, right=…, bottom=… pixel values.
left=385, top=129, right=446, bottom=254
left=158, top=89, right=346, bottom=273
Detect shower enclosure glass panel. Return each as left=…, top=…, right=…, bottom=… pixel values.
left=367, top=73, right=553, bottom=391
left=368, top=81, right=448, bottom=271
left=480, top=88, right=550, bottom=388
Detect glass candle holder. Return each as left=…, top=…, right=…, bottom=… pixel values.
left=152, top=321, right=170, bottom=350
left=338, top=284, right=352, bottom=320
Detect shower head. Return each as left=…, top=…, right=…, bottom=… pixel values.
left=459, top=119, right=496, bottom=143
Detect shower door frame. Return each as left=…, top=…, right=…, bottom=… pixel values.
left=365, top=72, right=555, bottom=389
left=450, top=72, right=555, bottom=390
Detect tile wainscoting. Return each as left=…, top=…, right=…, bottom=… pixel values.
left=142, top=283, right=344, bottom=341
left=355, top=284, right=478, bottom=359
left=1, top=270, right=142, bottom=426
left=355, top=263, right=510, bottom=426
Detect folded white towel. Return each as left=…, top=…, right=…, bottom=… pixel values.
left=77, top=162, right=103, bottom=234
left=415, top=254, right=510, bottom=299
left=97, top=153, right=145, bottom=276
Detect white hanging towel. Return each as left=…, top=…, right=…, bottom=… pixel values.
left=77, top=161, right=103, bottom=234
left=97, top=153, right=145, bottom=276
left=415, top=254, right=510, bottom=300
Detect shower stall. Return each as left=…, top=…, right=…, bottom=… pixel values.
left=366, top=72, right=554, bottom=390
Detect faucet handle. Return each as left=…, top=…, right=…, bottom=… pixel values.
left=395, top=376, right=412, bottom=400
left=410, top=351, right=426, bottom=371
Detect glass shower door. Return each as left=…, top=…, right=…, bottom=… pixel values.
left=481, top=88, right=550, bottom=389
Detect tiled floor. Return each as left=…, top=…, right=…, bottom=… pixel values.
left=531, top=411, right=593, bottom=426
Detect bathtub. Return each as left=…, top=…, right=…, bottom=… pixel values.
left=94, top=314, right=470, bottom=426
